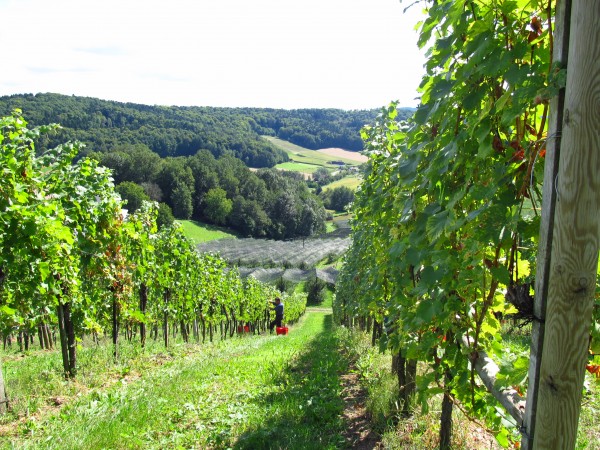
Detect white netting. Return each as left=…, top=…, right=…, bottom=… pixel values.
left=197, top=236, right=350, bottom=269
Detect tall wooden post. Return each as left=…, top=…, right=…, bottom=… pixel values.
left=522, top=1, right=600, bottom=448
left=0, top=358, right=8, bottom=414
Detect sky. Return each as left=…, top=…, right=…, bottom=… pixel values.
left=0, top=0, right=427, bottom=110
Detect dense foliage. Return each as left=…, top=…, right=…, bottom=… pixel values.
left=90, top=144, right=328, bottom=239
left=247, top=107, right=413, bottom=151
left=333, top=0, right=596, bottom=446
left=0, top=93, right=287, bottom=167
left=321, top=186, right=355, bottom=212
left=0, top=95, right=341, bottom=239
left=0, top=112, right=306, bottom=378
left=0, top=93, right=413, bottom=164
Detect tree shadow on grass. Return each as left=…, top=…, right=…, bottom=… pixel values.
left=233, top=314, right=350, bottom=450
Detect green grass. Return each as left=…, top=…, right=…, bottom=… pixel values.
left=264, top=136, right=362, bottom=169
left=577, top=359, right=600, bottom=449
left=344, top=324, right=600, bottom=449
left=322, top=175, right=362, bottom=191
left=325, top=221, right=337, bottom=233
left=2, top=312, right=351, bottom=449
left=332, top=213, right=353, bottom=228
left=0, top=336, right=196, bottom=425
left=274, top=161, right=321, bottom=173
left=333, top=213, right=352, bottom=221
left=176, top=219, right=237, bottom=244
left=320, top=286, right=334, bottom=308
left=9, top=313, right=595, bottom=449
left=293, top=280, right=306, bottom=293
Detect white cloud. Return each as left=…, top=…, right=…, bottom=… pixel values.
left=0, top=0, right=426, bottom=109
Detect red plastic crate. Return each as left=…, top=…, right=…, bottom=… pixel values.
left=276, top=327, right=288, bottom=335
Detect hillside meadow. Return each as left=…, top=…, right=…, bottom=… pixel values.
left=265, top=136, right=364, bottom=169
left=176, top=220, right=237, bottom=244
left=322, top=176, right=362, bottom=191
left=264, top=136, right=364, bottom=195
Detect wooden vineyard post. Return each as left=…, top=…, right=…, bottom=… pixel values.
left=522, top=1, right=600, bottom=448
left=0, top=358, right=8, bottom=414
left=521, top=0, right=572, bottom=446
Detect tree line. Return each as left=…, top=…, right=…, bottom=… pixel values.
left=310, top=166, right=355, bottom=212
left=0, top=94, right=378, bottom=237
left=0, top=93, right=286, bottom=166
left=246, top=107, right=413, bottom=151
left=0, top=93, right=413, bottom=166
left=88, top=143, right=328, bottom=239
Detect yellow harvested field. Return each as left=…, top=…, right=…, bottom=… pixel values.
left=317, top=148, right=368, bottom=163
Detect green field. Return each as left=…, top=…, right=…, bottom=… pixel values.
left=273, top=161, right=321, bottom=174
left=322, top=175, right=362, bottom=191
left=264, top=136, right=363, bottom=170
left=176, top=220, right=237, bottom=244
left=332, top=213, right=352, bottom=223
left=264, top=137, right=365, bottom=191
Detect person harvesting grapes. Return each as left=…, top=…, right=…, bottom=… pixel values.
left=269, top=297, right=284, bottom=333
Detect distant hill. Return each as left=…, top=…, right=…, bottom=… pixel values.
left=0, top=93, right=414, bottom=167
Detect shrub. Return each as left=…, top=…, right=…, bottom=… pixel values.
left=275, top=277, right=294, bottom=294
left=305, top=276, right=327, bottom=305
left=156, top=202, right=175, bottom=229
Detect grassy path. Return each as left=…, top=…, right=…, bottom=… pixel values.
left=4, top=311, right=354, bottom=449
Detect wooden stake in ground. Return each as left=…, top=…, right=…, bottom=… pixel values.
left=0, top=358, right=8, bottom=414
left=522, top=1, right=600, bottom=448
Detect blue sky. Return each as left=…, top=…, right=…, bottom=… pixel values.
left=0, top=0, right=426, bottom=110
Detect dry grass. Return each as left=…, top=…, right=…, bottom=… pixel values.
left=317, top=147, right=368, bottom=163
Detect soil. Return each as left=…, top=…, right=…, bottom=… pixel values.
left=340, top=370, right=382, bottom=449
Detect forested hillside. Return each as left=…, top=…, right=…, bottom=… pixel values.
left=1, top=93, right=400, bottom=239
left=0, top=93, right=413, bottom=166
left=94, top=145, right=328, bottom=240
left=0, top=93, right=286, bottom=167
left=244, top=107, right=411, bottom=151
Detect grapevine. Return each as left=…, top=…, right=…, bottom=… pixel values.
left=335, top=0, right=568, bottom=445
left=0, top=111, right=305, bottom=379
